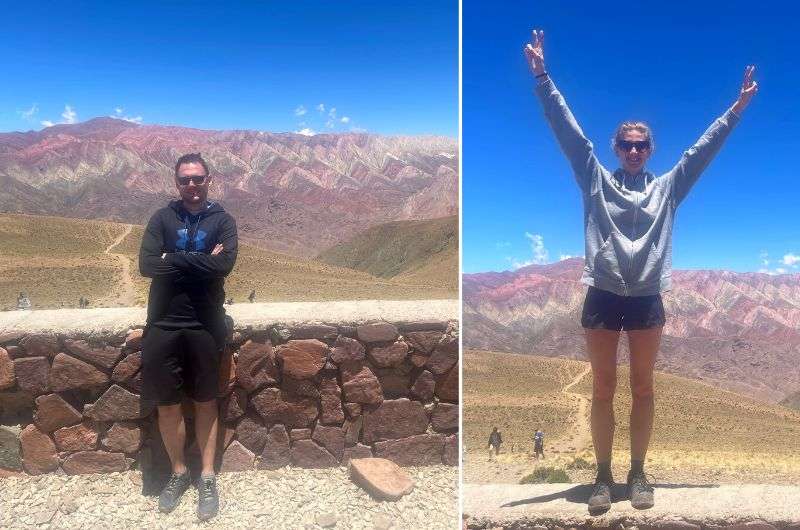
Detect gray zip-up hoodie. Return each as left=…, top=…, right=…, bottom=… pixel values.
left=535, top=77, right=740, bottom=296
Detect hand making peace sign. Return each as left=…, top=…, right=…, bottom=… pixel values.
left=732, top=65, right=758, bottom=114
left=524, top=29, right=546, bottom=77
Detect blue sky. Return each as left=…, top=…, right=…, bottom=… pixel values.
left=1, top=1, right=457, bottom=137
left=463, top=1, right=800, bottom=274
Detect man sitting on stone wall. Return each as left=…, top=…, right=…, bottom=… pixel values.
left=138, top=152, right=238, bottom=521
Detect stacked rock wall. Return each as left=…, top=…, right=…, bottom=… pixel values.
left=0, top=315, right=459, bottom=476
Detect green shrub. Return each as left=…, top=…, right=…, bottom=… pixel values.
left=520, top=467, right=571, bottom=484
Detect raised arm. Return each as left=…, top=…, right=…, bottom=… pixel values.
left=166, top=214, right=238, bottom=278
left=139, top=213, right=184, bottom=279
left=525, top=29, right=604, bottom=195
left=668, top=66, right=757, bottom=205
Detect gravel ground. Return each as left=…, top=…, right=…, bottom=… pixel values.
left=0, top=466, right=458, bottom=530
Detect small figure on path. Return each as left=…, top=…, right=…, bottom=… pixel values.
left=487, top=427, right=502, bottom=460
left=534, top=428, right=545, bottom=460
left=248, top=289, right=255, bottom=303
left=17, top=292, right=31, bottom=310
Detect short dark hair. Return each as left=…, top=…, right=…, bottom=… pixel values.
left=174, top=153, right=209, bottom=179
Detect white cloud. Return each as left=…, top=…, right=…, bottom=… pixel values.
left=559, top=254, right=574, bottom=261
left=507, top=233, right=549, bottom=270
left=776, top=268, right=788, bottom=274
left=41, top=104, right=78, bottom=128
left=61, top=105, right=77, bottom=124
left=110, top=107, right=142, bottom=123
left=350, top=126, right=367, bottom=133
left=341, top=116, right=350, bottom=124
left=296, top=128, right=315, bottom=136
left=18, top=104, right=38, bottom=121
left=760, top=251, right=770, bottom=266
left=782, top=253, right=800, bottom=267
left=526, top=232, right=549, bottom=264
left=294, top=105, right=307, bottom=116
left=325, top=119, right=335, bottom=129
left=328, top=107, right=337, bottom=118
left=316, top=103, right=325, bottom=113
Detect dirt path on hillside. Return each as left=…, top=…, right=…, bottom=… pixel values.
left=555, top=364, right=592, bottom=457
left=464, top=363, right=594, bottom=484
left=101, top=225, right=136, bottom=307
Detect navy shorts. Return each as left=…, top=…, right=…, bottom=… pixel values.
left=581, top=286, right=666, bottom=331
left=141, top=326, right=222, bottom=406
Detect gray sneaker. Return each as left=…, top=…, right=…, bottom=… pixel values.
left=587, top=479, right=613, bottom=515
left=197, top=475, right=219, bottom=521
left=158, top=471, right=191, bottom=513
left=627, top=470, right=654, bottom=510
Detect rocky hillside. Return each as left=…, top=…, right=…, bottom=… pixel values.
left=0, top=118, right=458, bottom=257
left=463, top=258, right=800, bottom=402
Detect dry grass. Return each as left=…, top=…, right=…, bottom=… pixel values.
left=464, top=350, right=800, bottom=485
left=0, top=213, right=457, bottom=310
left=463, top=350, right=586, bottom=453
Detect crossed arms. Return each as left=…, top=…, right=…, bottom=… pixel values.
left=139, top=213, right=238, bottom=280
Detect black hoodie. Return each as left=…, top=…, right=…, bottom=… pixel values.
left=138, top=199, right=238, bottom=348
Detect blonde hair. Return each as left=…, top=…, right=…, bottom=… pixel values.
left=611, top=121, right=655, bottom=153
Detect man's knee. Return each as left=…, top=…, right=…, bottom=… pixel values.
left=193, top=398, right=219, bottom=415
left=158, top=403, right=183, bottom=417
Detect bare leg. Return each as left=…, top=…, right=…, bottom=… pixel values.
left=157, top=404, right=187, bottom=475
left=194, top=399, right=219, bottom=476
left=627, top=328, right=660, bottom=461
left=586, top=329, right=620, bottom=465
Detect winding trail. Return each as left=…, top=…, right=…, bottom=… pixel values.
left=102, top=224, right=136, bottom=307
left=555, top=364, right=592, bottom=457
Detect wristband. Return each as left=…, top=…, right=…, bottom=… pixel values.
left=535, top=71, right=548, bottom=79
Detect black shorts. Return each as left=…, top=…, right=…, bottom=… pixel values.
left=141, top=326, right=222, bottom=406
left=581, top=286, right=666, bottom=331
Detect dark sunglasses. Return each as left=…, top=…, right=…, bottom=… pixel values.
left=177, top=175, right=207, bottom=186
left=617, top=140, right=651, bottom=152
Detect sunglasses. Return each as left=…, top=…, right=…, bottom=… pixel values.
left=177, top=175, right=208, bottom=186
left=617, top=140, right=651, bottom=152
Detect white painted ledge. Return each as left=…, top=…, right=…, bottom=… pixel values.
left=0, top=300, right=459, bottom=336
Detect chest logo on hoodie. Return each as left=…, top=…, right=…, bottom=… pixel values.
left=176, top=228, right=208, bottom=252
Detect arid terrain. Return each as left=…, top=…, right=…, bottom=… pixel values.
left=464, top=350, right=800, bottom=486
left=0, top=213, right=457, bottom=310
left=464, top=259, right=800, bottom=403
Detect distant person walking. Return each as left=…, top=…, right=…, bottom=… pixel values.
left=138, top=152, right=238, bottom=521
left=248, top=290, right=255, bottom=303
left=487, top=427, right=503, bottom=459
left=525, top=30, right=757, bottom=514
left=533, top=429, right=545, bottom=460
left=16, top=292, right=31, bottom=310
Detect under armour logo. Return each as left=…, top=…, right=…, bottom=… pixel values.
left=176, top=229, right=208, bottom=251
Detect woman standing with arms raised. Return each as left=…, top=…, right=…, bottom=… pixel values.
left=524, top=30, right=757, bottom=514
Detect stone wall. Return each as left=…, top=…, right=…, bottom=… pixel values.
left=0, top=303, right=459, bottom=476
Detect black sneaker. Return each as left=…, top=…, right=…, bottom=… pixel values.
left=158, top=471, right=191, bottom=513
left=197, top=475, right=219, bottom=521
left=627, top=470, right=654, bottom=510
left=587, top=479, right=613, bottom=515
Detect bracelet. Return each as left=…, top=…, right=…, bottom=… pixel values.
left=535, top=71, right=548, bottom=79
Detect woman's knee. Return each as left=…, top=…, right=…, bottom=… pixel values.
left=593, top=377, right=617, bottom=401
left=631, top=379, right=654, bottom=400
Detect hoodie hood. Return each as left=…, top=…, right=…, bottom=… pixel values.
left=168, top=199, right=226, bottom=218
